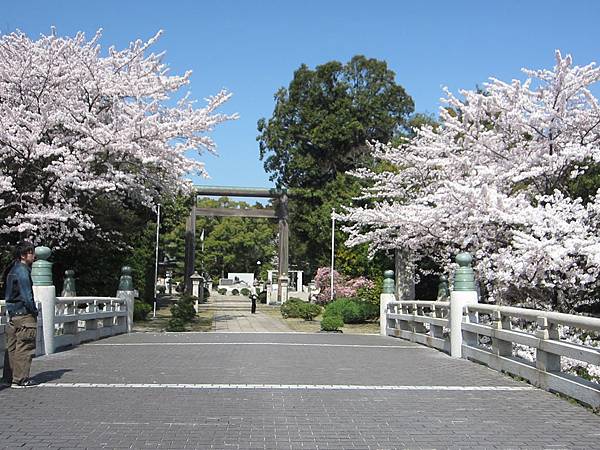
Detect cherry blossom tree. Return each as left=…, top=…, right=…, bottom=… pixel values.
left=313, top=266, right=374, bottom=304
left=0, top=28, right=237, bottom=246
left=340, top=51, right=600, bottom=311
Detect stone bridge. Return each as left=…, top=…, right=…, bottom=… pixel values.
left=1, top=294, right=600, bottom=449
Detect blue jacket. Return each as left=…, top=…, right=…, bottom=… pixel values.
left=4, top=261, right=38, bottom=317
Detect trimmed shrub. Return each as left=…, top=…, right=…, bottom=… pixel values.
left=258, top=291, right=267, bottom=303
left=281, top=298, right=322, bottom=320
left=240, top=287, right=251, bottom=296
left=323, top=298, right=377, bottom=324
left=321, top=315, right=344, bottom=331
left=231, top=288, right=240, bottom=295
left=280, top=298, right=305, bottom=318
left=300, top=303, right=322, bottom=321
left=218, top=288, right=227, bottom=295
left=170, top=295, right=196, bottom=322
left=166, top=317, right=187, bottom=332
left=133, top=301, right=152, bottom=321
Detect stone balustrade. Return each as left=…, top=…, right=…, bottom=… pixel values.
left=0, top=246, right=134, bottom=372
left=381, top=254, right=600, bottom=408
left=52, top=296, right=128, bottom=350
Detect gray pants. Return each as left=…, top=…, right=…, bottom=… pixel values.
left=4, top=314, right=37, bottom=384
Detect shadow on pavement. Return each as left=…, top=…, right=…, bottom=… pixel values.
left=32, top=368, right=73, bottom=383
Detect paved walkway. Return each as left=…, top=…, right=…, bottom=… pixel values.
left=202, top=293, right=292, bottom=332
left=1, top=332, right=600, bottom=449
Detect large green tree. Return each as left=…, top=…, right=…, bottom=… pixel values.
left=257, top=55, right=414, bottom=276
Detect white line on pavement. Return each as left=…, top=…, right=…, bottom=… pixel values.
left=35, top=382, right=535, bottom=391
left=88, top=342, right=424, bottom=349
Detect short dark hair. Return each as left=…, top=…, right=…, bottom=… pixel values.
left=14, top=241, right=35, bottom=259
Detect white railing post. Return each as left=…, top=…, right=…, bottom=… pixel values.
left=31, top=246, right=56, bottom=356
left=116, top=266, right=135, bottom=333
left=535, top=317, right=561, bottom=372
left=450, top=253, right=478, bottom=358
left=380, top=270, right=395, bottom=336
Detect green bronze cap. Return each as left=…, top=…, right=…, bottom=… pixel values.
left=382, top=270, right=395, bottom=294
left=32, top=246, right=53, bottom=286
left=118, top=266, right=134, bottom=291
left=453, top=252, right=476, bottom=291
left=437, top=274, right=450, bottom=299
left=456, top=252, right=473, bottom=268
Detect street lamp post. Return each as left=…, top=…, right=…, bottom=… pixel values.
left=153, top=203, right=161, bottom=319
left=330, top=208, right=335, bottom=301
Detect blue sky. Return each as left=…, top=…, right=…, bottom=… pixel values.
left=3, top=0, right=600, bottom=189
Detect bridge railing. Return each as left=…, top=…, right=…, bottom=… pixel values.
left=0, top=247, right=136, bottom=373
left=52, top=296, right=128, bottom=350
left=381, top=255, right=600, bottom=408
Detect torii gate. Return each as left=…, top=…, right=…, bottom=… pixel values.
left=183, top=186, right=289, bottom=302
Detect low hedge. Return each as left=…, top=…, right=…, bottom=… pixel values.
left=240, top=287, right=251, bottom=296
left=218, top=288, right=227, bottom=295
left=170, top=295, right=196, bottom=322
left=231, top=288, right=240, bottom=295
left=323, top=298, right=378, bottom=324
left=133, top=301, right=152, bottom=321
left=321, top=315, right=344, bottom=331
left=281, top=298, right=322, bottom=321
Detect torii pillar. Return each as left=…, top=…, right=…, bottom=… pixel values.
left=277, top=192, right=289, bottom=302
left=184, top=203, right=196, bottom=294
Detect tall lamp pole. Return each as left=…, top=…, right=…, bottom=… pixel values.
left=153, top=203, right=161, bottom=319
left=330, top=208, right=335, bottom=301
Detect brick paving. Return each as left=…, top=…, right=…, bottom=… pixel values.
left=201, top=293, right=292, bottom=332
left=1, top=331, right=600, bottom=449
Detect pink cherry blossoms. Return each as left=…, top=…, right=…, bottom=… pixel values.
left=313, top=267, right=374, bottom=304
left=340, top=51, right=600, bottom=311
left=0, top=28, right=237, bottom=246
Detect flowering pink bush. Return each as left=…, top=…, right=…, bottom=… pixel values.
left=314, top=267, right=374, bottom=304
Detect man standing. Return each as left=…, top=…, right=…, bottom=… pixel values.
left=2, top=241, right=38, bottom=388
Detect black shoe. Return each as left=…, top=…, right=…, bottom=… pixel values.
left=11, top=379, right=38, bottom=388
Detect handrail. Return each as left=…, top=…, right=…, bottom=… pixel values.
left=466, top=303, right=600, bottom=331
left=57, top=296, right=123, bottom=303
left=384, top=297, right=600, bottom=407
left=389, top=300, right=450, bottom=308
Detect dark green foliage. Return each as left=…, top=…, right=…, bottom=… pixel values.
left=231, top=288, right=240, bottom=296
left=300, top=303, right=322, bottom=321
left=323, top=298, right=377, bottom=324
left=218, top=288, right=227, bottom=295
left=203, top=287, right=211, bottom=299
left=133, top=301, right=152, bottom=321
left=355, top=278, right=383, bottom=305
left=257, top=56, right=412, bottom=278
left=258, top=291, right=267, bottom=304
left=280, top=298, right=322, bottom=320
left=240, top=288, right=251, bottom=296
left=320, top=315, right=344, bottom=331
left=166, top=318, right=187, bottom=332
left=280, top=298, right=306, bottom=318
left=170, top=295, right=196, bottom=322
left=258, top=55, right=414, bottom=188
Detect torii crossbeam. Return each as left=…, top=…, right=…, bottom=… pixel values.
left=183, top=186, right=289, bottom=302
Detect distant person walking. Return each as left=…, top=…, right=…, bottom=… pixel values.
left=2, top=241, right=38, bottom=388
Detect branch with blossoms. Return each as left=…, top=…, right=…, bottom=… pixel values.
left=339, top=51, right=600, bottom=311
left=0, top=28, right=237, bottom=246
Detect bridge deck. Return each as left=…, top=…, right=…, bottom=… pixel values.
left=1, top=331, right=599, bottom=449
